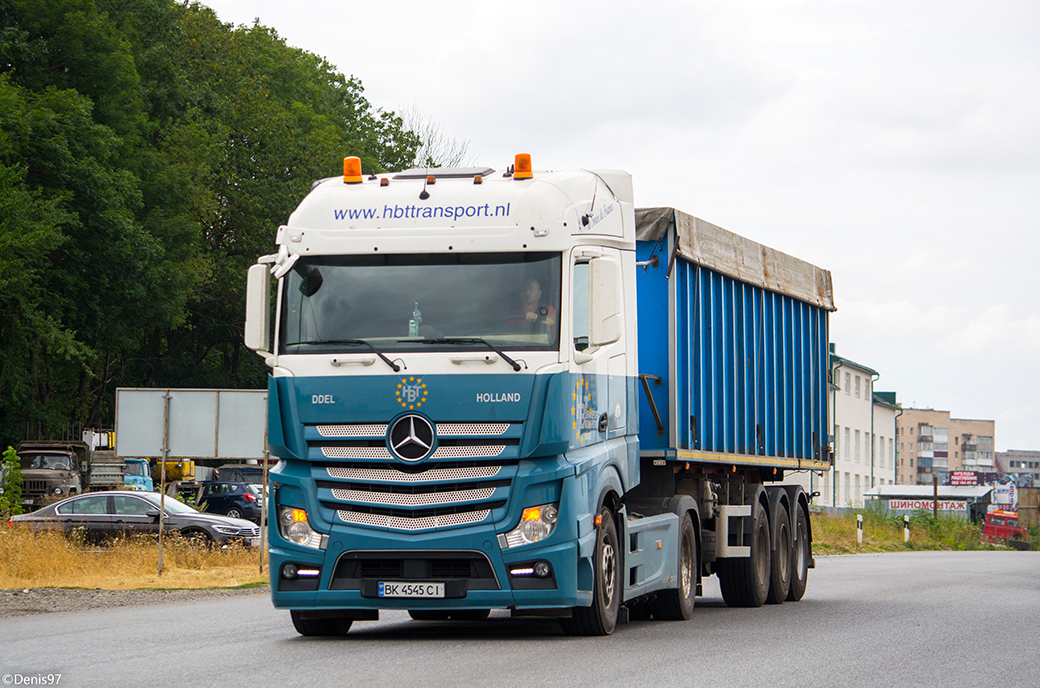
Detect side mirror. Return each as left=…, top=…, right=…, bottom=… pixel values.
left=589, top=257, right=621, bottom=347
left=244, top=263, right=271, bottom=352
left=146, top=509, right=161, bottom=520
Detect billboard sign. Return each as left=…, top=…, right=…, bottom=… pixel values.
left=115, top=388, right=267, bottom=460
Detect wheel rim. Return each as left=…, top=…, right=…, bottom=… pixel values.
left=777, top=523, right=791, bottom=582
left=680, top=536, right=693, bottom=596
left=601, top=537, right=616, bottom=606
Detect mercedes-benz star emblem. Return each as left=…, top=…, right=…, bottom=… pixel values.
left=388, top=414, right=435, bottom=462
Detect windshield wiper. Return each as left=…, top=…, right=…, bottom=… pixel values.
left=295, top=339, right=401, bottom=372
left=403, top=337, right=522, bottom=372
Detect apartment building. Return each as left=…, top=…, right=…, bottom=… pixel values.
left=790, top=347, right=898, bottom=508
left=895, top=409, right=995, bottom=485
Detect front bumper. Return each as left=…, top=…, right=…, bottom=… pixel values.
left=269, top=525, right=590, bottom=612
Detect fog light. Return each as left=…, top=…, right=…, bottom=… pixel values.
left=282, top=563, right=298, bottom=580
left=533, top=561, right=551, bottom=578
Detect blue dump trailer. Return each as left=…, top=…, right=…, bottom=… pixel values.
left=245, top=155, right=835, bottom=636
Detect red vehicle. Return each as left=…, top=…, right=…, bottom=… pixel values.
left=982, top=510, right=1028, bottom=542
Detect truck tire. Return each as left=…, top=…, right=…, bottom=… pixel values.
left=562, top=506, right=620, bottom=636
left=651, top=513, right=696, bottom=620
left=718, top=500, right=770, bottom=608
left=766, top=502, right=791, bottom=604
left=290, top=610, right=353, bottom=636
left=787, top=505, right=810, bottom=601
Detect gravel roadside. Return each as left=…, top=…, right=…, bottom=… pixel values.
left=0, top=586, right=271, bottom=618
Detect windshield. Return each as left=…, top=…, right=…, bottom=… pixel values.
left=280, top=253, right=561, bottom=354
left=124, top=461, right=147, bottom=477
left=19, top=453, right=74, bottom=471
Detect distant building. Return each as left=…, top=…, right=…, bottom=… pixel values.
left=789, top=346, right=898, bottom=508
left=996, top=450, right=1040, bottom=488
left=895, top=409, right=995, bottom=486
left=863, top=484, right=992, bottom=522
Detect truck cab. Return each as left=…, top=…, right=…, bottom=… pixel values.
left=16, top=443, right=85, bottom=509
left=122, top=458, right=154, bottom=492
left=982, top=510, right=1028, bottom=542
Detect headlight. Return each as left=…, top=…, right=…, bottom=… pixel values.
left=278, top=507, right=324, bottom=549
left=500, top=503, right=559, bottom=549
left=54, top=487, right=63, bottom=495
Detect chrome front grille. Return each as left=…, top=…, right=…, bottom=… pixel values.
left=327, top=466, right=502, bottom=482
left=321, top=445, right=506, bottom=460
left=331, top=486, right=497, bottom=507
left=312, top=421, right=518, bottom=532
left=336, top=509, right=491, bottom=531
left=316, top=422, right=510, bottom=438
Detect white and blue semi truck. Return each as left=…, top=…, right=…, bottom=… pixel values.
left=244, top=154, right=835, bottom=636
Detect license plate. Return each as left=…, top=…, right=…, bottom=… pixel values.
left=247, top=537, right=260, bottom=547
left=378, top=582, right=445, bottom=598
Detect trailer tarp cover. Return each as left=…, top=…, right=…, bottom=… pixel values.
left=635, top=207, right=836, bottom=311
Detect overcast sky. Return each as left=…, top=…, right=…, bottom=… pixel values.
left=203, top=0, right=1040, bottom=452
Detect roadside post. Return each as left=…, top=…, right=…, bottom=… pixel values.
left=904, top=515, right=910, bottom=543
left=857, top=513, right=863, bottom=544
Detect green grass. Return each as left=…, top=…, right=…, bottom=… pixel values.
left=811, top=503, right=1038, bottom=554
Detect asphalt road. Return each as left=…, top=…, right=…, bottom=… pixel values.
left=1, top=551, right=1037, bottom=688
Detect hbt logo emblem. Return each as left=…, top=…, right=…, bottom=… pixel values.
left=396, top=377, right=428, bottom=409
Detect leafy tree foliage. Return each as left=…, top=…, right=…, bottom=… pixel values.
left=0, top=445, right=24, bottom=516
left=0, top=0, right=421, bottom=445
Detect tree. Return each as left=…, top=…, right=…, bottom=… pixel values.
left=0, top=0, right=425, bottom=447
left=401, top=104, right=474, bottom=169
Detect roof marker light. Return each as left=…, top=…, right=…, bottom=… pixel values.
left=380, top=177, right=390, bottom=187
left=514, top=153, right=533, bottom=180
left=343, top=156, right=363, bottom=184
left=474, top=175, right=483, bottom=185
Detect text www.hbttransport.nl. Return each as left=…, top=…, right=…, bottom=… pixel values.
left=333, top=203, right=511, bottom=221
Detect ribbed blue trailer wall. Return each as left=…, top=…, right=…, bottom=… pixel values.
left=635, top=208, right=835, bottom=470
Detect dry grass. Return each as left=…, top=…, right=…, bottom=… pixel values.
left=3, top=507, right=1030, bottom=591
left=0, top=526, right=267, bottom=590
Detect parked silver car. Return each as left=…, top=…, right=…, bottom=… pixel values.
left=8, top=491, right=261, bottom=546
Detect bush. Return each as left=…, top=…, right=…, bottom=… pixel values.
left=0, top=446, right=24, bottom=518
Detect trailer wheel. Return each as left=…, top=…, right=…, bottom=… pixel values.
left=651, top=513, right=696, bottom=620
left=787, top=505, right=810, bottom=601
left=766, top=502, right=791, bottom=604
left=290, top=610, right=353, bottom=636
left=562, top=506, right=620, bottom=636
left=718, top=500, right=770, bottom=608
